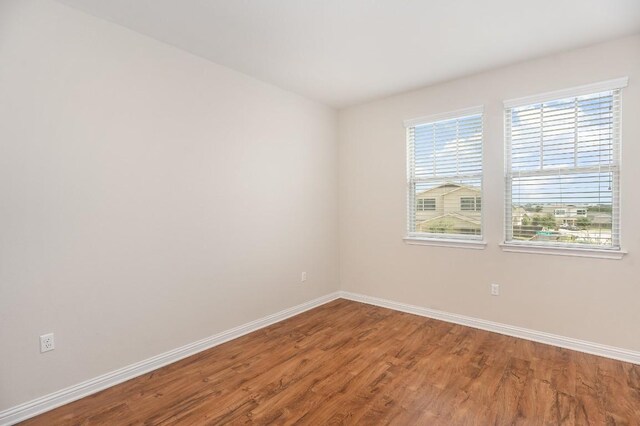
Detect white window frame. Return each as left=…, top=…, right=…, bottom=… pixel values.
left=502, top=78, right=628, bottom=259
left=403, top=106, right=486, bottom=250
left=460, top=196, right=481, bottom=212
left=416, top=198, right=436, bottom=211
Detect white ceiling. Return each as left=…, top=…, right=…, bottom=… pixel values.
left=56, top=0, right=640, bottom=108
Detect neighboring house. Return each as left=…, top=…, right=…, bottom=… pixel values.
left=515, top=205, right=612, bottom=228
left=587, top=213, right=613, bottom=227
left=415, top=183, right=481, bottom=235
left=539, top=205, right=588, bottom=226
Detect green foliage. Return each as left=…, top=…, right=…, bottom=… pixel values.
left=523, top=204, right=543, bottom=213
left=531, top=214, right=556, bottom=229
left=521, top=215, right=532, bottom=226
left=541, top=214, right=557, bottom=229
left=576, top=217, right=591, bottom=230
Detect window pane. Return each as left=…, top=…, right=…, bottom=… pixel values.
left=417, top=198, right=436, bottom=211
left=413, top=116, right=482, bottom=179
left=460, top=197, right=475, bottom=211
left=506, top=89, right=620, bottom=249
left=412, top=178, right=482, bottom=236
left=408, top=111, right=482, bottom=239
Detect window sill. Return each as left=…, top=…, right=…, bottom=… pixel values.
left=403, top=237, right=487, bottom=250
left=499, top=243, right=627, bottom=260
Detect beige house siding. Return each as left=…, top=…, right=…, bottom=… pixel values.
left=416, top=212, right=481, bottom=233
left=415, top=183, right=481, bottom=234
left=539, top=205, right=587, bottom=226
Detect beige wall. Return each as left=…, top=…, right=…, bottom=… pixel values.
left=2, top=0, right=639, bottom=414
left=0, top=0, right=338, bottom=409
left=339, top=35, right=640, bottom=351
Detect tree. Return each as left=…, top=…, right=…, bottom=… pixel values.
left=521, top=215, right=532, bottom=226
left=576, top=217, right=591, bottom=230
left=534, top=205, right=543, bottom=212
left=531, top=215, right=541, bottom=226
left=534, top=214, right=556, bottom=229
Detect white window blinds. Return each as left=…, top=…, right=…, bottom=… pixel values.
left=505, top=83, right=624, bottom=249
left=406, top=107, right=483, bottom=239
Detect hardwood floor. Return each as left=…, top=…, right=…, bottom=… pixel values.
left=22, top=299, right=640, bottom=425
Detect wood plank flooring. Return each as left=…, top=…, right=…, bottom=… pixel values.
left=22, top=299, right=640, bottom=425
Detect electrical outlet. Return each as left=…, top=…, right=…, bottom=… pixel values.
left=40, top=333, right=55, bottom=353
left=301, top=272, right=307, bottom=282
left=491, top=284, right=500, bottom=296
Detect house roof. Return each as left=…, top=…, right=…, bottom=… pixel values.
left=418, top=212, right=481, bottom=227
left=417, top=182, right=480, bottom=197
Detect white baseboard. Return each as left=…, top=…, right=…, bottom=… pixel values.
left=4, top=290, right=639, bottom=425
left=0, top=292, right=341, bottom=426
left=339, top=291, right=640, bottom=365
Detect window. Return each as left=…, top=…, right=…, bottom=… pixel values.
left=405, top=107, right=483, bottom=241
left=504, top=79, right=626, bottom=251
left=417, top=198, right=436, bottom=211
left=461, top=197, right=481, bottom=211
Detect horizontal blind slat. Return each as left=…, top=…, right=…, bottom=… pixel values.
left=408, top=112, right=483, bottom=239
left=505, top=89, right=620, bottom=249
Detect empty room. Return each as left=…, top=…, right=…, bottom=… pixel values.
left=1, top=0, right=639, bottom=424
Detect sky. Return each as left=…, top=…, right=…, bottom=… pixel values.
left=411, top=90, right=617, bottom=206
